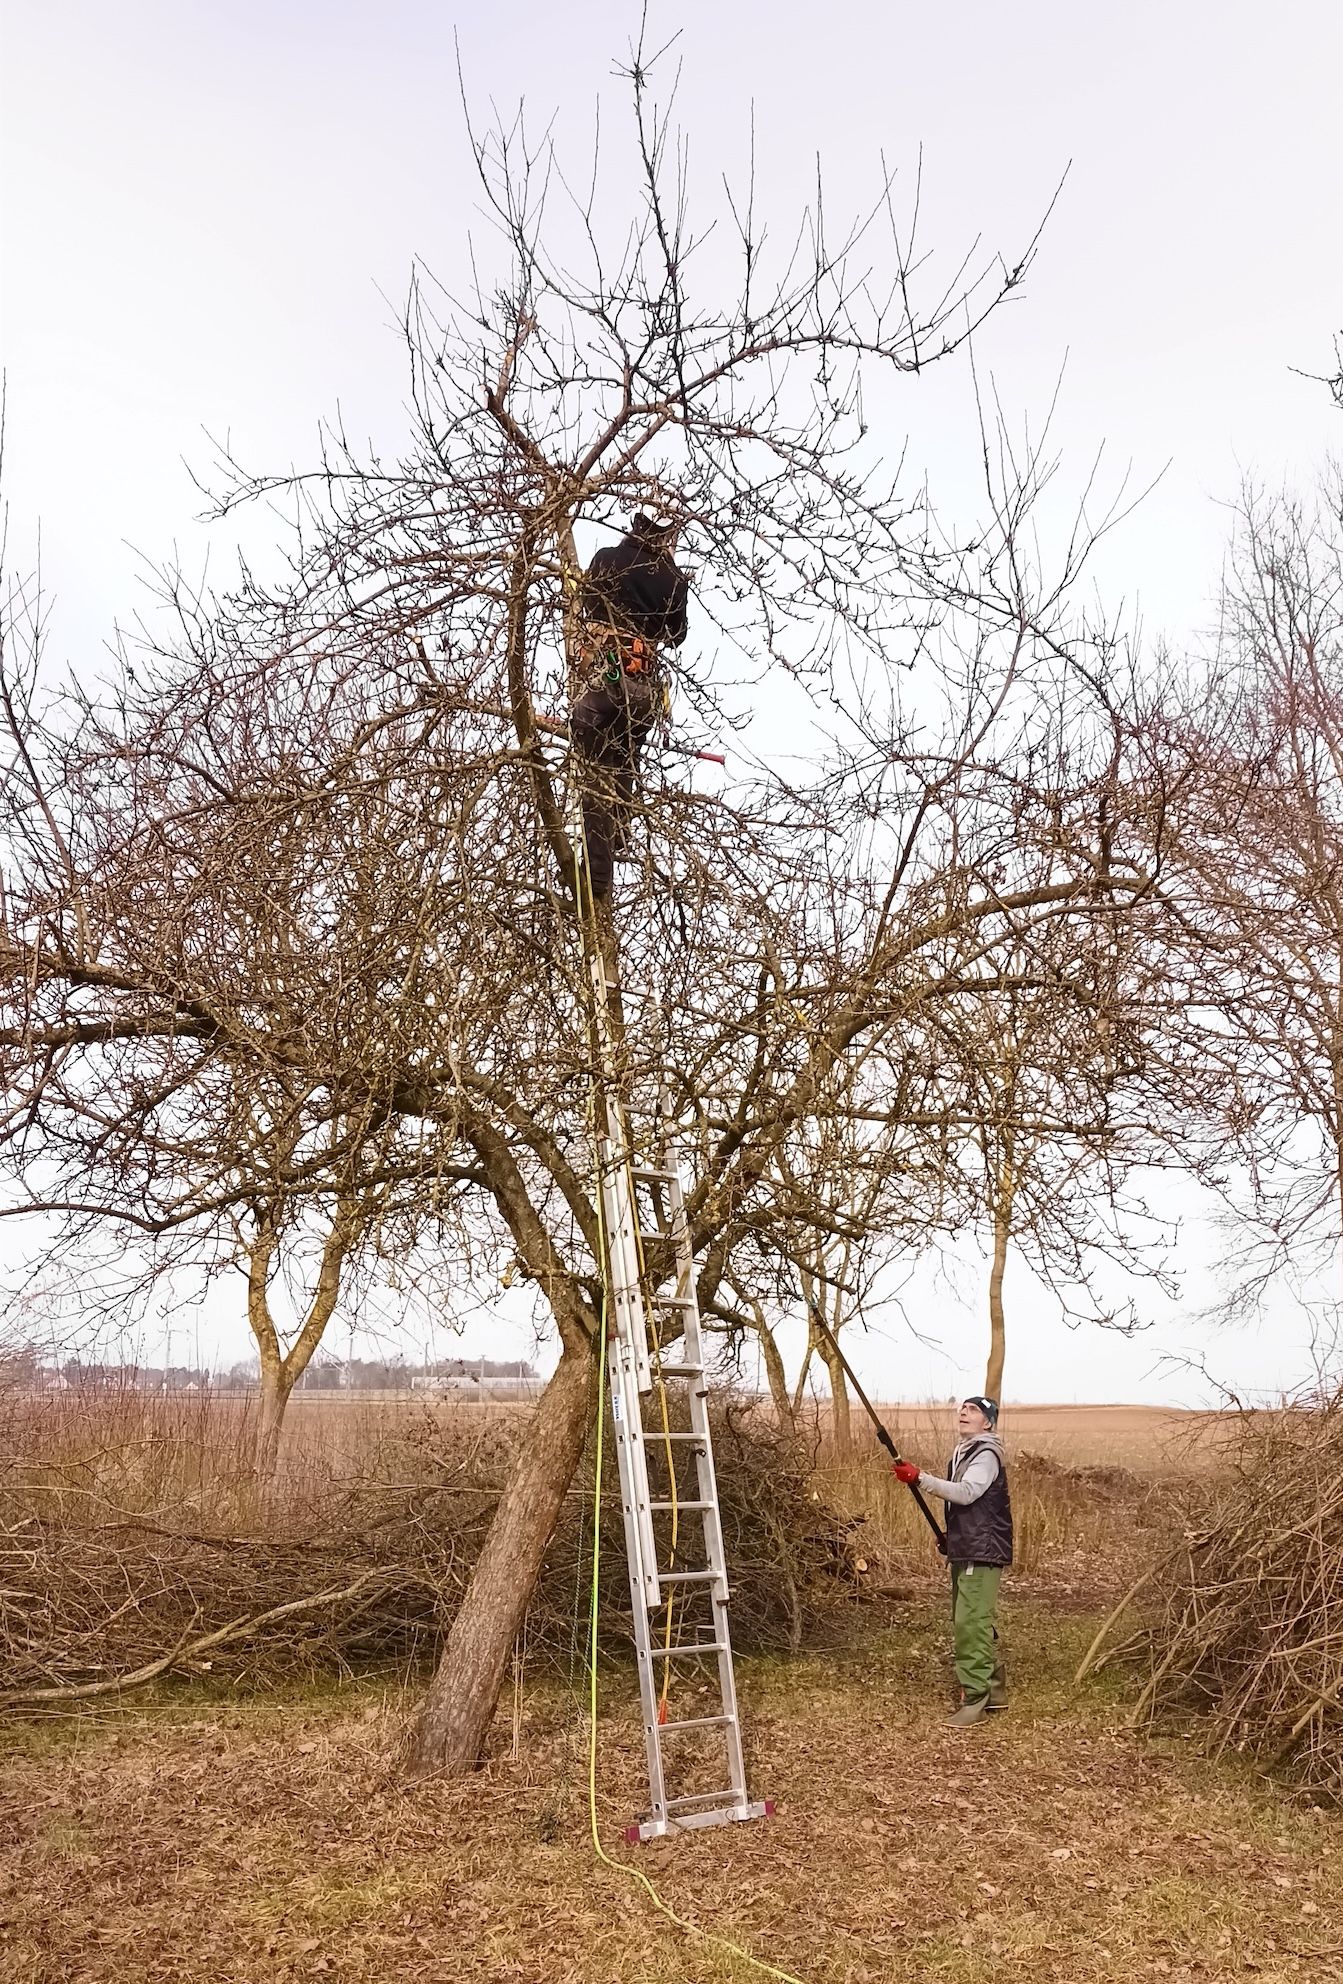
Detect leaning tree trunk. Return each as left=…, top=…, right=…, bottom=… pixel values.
left=407, top=1338, right=595, bottom=1773
left=748, top=1304, right=795, bottom=1431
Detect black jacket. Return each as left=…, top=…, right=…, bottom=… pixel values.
left=583, top=530, right=689, bottom=647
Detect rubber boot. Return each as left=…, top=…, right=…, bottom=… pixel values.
left=948, top=1694, right=989, bottom=1727
left=988, top=1657, right=1007, bottom=1712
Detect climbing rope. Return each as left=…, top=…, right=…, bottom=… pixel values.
left=579, top=953, right=806, bottom=1983
left=584, top=1211, right=809, bottom=1984
left=562, top=572, right=807, bottom=1977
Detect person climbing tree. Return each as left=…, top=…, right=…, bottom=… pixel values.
left=569, top=514, right=690, bottom=900
left=893, top=1395, right=1013, bottom=1724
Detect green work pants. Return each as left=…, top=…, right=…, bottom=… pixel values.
left=950, top=1564, right=1003, bottom=1702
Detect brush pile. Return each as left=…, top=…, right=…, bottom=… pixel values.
left=1096, top=1386, right=1343, bottom=1797
left=1, top=1383, right=860, bottom=1708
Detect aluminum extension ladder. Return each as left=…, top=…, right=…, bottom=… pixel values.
left=587, top=952, right=772, bottom=1843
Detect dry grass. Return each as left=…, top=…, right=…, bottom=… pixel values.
left=1, top=1380, right=1199, bottom=1714
left=824, top=1399, right=1223, bottom=1476
left=1, top=1382, right=534, bottom=1527
left=2, top=1609, right=1340, bottom=1984
left=806, top=1401, right=1197, bottom=1602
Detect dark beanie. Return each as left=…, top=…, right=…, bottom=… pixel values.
left=962, top=1395, right=999, bottom=1427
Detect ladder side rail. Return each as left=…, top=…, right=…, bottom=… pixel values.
left=660, top=1131, right=751, bottom=1811
left=600, top=1144, right=661, bottom=1609
left=713, top=1626, right=751, bottom=1809
left=599, top=1149, right=654, bottom=1397
left=661, top=1147, right=732, bottom=1606
left=683, top=1370, right=750, bottom=1808
left=589, top=959, right=654, bottom=1396
left=605, top=1332, right=670, bottom=1828
left=660, top=1150, right=704, bottom=1362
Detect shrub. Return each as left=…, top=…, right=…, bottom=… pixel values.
left=1080, top=1386, right=1343, bottom=1798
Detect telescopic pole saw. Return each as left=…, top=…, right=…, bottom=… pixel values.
left=807, top=1306, right=946, bottom=1547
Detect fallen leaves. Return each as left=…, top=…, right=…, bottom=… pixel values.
left=2, top=1618, right=1340, bottom=1984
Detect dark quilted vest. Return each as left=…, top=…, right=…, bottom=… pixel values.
left=943, top=1439, right=1014, bottom=1567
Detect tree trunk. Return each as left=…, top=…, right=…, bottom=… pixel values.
left=816, top=1334, right=852, bottom=1452
left=1332, top=1019, right=1343, bottom=1294
left=985, top=1191, right=1011, bottom=1404
left=255, top=1362, right=294, bottom=1482
left=407, top=1339, right=595, bottom=1774
left=745, top=1300, right=794, bottom=1431
left=758, top=1320, right=795, bottom=1431
left=246, top=1197, right=357, bottom=1482
left=790, top=1346, right=814, bottom=1415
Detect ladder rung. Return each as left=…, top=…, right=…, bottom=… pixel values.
left=632, top=1165, right=678, bottom=1185
left=657, top=1568, right=721, bottom=1585
left=653, top=1293, right=695, bottom=1307
left=648, top=1641, right=726, bottom=1660
left=666, top=1790, right=742, bottom=1813
left=642, top=1431, right=705, bottom=1444
left=652, top=1364, right=704, bottom=1379
left=649, top=1499, right=714, bottom=1511
left=657, top=1714, right=734, bottom=1733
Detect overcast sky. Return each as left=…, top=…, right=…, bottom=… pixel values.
left=3, top=2, right=1342, bottom=1403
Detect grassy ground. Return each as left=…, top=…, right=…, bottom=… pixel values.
left=5, top=1391, right=1334, bottom=1980
left=4, top=1603, right=1340, bottom=1984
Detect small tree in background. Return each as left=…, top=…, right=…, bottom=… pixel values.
left=1164, top=474, right=1343, bottom=1313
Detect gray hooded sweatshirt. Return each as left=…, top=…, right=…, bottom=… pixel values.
left=916, top=1432, right=1006, bottom=1507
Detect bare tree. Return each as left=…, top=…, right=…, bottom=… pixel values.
left=1167, top=473, right=1343, bottom=1305
left=0, top=50, right=1165, bottom=1776
left=930, top=902, right=1175, bottom=1403
left=0, top=592, right=493, bottom=1472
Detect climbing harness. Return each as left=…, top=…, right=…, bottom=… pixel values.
left=573, top=617, right=662, bottom=693
left=596, top=626, right=655, bottom=681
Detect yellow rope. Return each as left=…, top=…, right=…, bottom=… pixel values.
left=585, top=1273, right=809, bottom=1984
left=570, top=660, right=806, bottom=1981
left=573, top=736, right=681, bottom=1712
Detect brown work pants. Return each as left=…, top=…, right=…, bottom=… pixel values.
left=569, top=674, right=660, bottom=898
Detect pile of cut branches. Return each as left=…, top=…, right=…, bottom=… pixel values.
left=1, top=1388, right=859, bottom=1708
left=1080, top=1386, right=1343, bottom=1797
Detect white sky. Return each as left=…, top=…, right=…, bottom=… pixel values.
left=3, top=1, right=1342, bottom=1404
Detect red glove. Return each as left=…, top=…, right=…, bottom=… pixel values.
left=892, top=1461, right=921, bottom=1485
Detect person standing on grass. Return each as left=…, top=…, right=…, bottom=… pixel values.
left=892, top=1395, right=1012, bottom=1726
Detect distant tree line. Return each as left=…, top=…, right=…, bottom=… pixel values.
left=0, top=1349, right=538, bottom=1393
left=292, top=1355, right=539, bottom=1392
